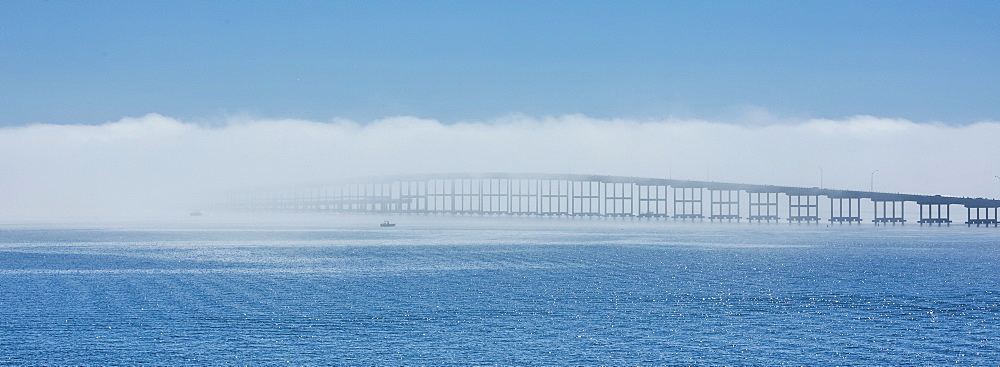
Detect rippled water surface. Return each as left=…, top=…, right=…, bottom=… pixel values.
left=1, top=216, right=998, bottom=365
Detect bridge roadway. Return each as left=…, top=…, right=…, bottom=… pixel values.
left=224, top=173, right=1000, bottom=227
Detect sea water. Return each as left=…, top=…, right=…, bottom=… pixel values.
left=1, top=216, right=997, bottom=365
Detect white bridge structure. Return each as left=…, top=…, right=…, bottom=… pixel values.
left=223, top=173, right=1000, bottom=227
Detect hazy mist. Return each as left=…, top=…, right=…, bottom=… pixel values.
left=2, top=113, right=999, bottom=221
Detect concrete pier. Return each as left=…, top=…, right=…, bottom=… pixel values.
left=508, top=179, right=536, bottom=215
left=918, top=203, right=952, bottom=226
left=540, top=179, right=570, bottom=216
left=747, top=191, right=780, bottom=223
left=637, top=184, right=669, bottom=218
left=400, top=181, right=427, bottom=213
left=873, top=200, right=905, bottom=225
left=829, top=196, right=863, bottom=224
left=673, top=186, right=704, bottom=220
left=966, top=205, right=999, bottom=227
left=480, top=179, right=507, bottom=215
left=787, top=194, right=821, bottom=223
left=571, top=181, right=601, bottom=216
left=709, top=189, right=741, bottom=222
left=605, top=182, right=634, bottom=217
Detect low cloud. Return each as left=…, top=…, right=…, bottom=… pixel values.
left=2, top=113, right=998, bottom=220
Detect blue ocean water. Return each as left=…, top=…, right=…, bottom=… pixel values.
left=1, top=217, right=998, bottom=365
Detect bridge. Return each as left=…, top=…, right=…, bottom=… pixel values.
left=222, top=173, right=1000, bottom=227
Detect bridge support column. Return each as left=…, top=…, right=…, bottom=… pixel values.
left=747, top=191, right=780, bottom=223
left=509, top=179, right=538, bottom=215
left=604, top=182, right=635, bottom=217
left=313, top=187, right=323, bottom=212
left=540, top=179, right=570, bottom=216
left=637, top=184, right=669, bottom=219
left=354, top=183, right=367, bottom=213
left=478, top=179, right=507, bottom=215
left=448, top=179, right=481, bottom=215
left=966, top=206, right=999, bottom=227
left=337, top=184, right=359, bottom=213
left=366, top=183, right=376, bottom=212
left=399, top=181, right=428, bottom=214
left=829, top=197, right=862, bottom=224
left=787, top=194, right=820, bottom=223
left=571, top=181, right=601, bottom=217
left=372, top=182, right=389, bottom=213
left=672, top=187, right=704, bottom=220
left=918, top=203, right=951, bottom=226
left=426, top=180, right=447, bottom=214
left=709, top=189, right=741, bottom=222
left=450, top=179, right=458, bottom=214
left=331, top=186, right=343, bottom=213
left=315, top=186, right=325, bottom=213
left=872, top=200, right=905, bottom=226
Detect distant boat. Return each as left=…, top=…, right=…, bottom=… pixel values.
left=380, top=221, right=395, bottom=227
left=189, top=211, right=202, bottom=217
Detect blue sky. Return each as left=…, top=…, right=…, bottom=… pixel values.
left=2, top=0, right=999, bottom=126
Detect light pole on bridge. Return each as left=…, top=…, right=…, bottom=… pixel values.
left=870, top=169, right=879, bottom=192
left=819, top=167, right=824, bottom=189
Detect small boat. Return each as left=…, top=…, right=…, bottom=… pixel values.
left=189, top=211, right=202, bottom=216
left=380, top=221, right=396, bottom=227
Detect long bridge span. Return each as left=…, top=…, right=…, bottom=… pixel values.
left=223, top=173, right=1000, bottom=227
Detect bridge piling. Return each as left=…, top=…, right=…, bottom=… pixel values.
left=638, top=184, right=669, bottom=218
left=918, top=203, right=951, bottom=226
left=872, top=200, right=905, bottom=226
left=787, top=194, right=820, bottom=224
left=966, top=206, right=999, bottom=227
left=571, top=181, right=601, bottom=216
left=748, top=191, right=780, bottom=223
left=709, top=189, right=741, bottom=222
left=604, top=182, right=634, bottom=217
left=829, top=196, right=862, bottom=224
left=539, top=179, right=568, bottom=216
left=673, top=186, right=704, bottom=220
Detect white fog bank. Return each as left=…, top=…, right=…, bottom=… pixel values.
left=2, top=114, right=998, bottom=220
